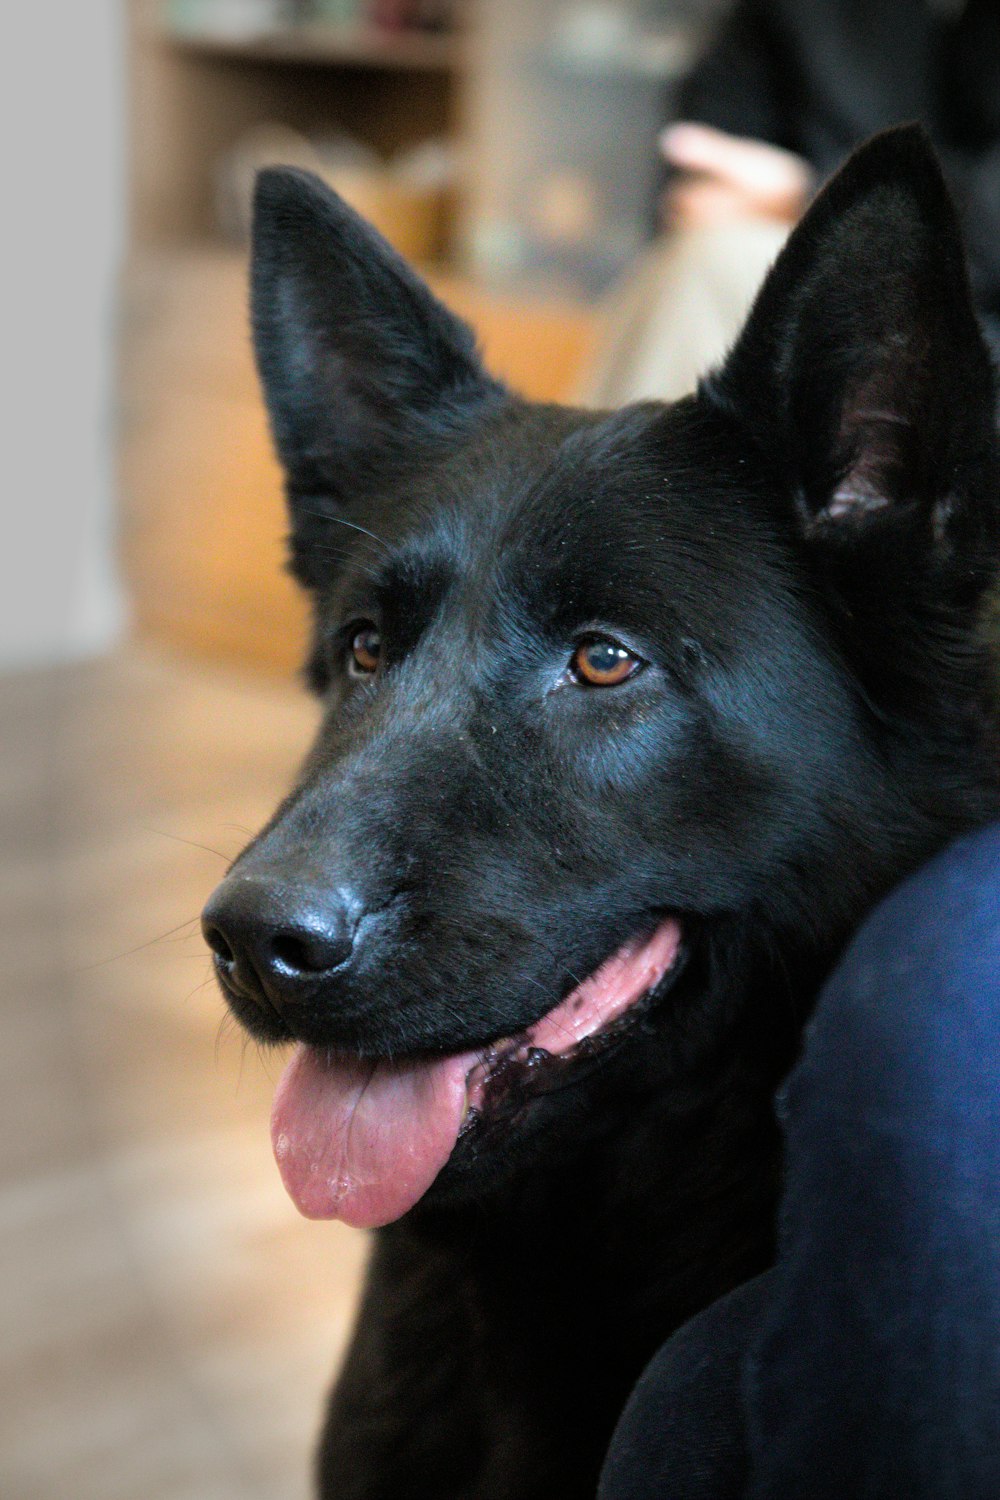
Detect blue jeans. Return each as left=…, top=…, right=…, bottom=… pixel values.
left=599, top=825, right=1000, bottom=1499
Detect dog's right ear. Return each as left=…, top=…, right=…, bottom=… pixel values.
left=707, top=125, right=999, bottom=576
left=251, top=168, right=502, bottom=520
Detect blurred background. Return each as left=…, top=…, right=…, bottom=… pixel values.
left=1, top=4, right=725, bottom=1497
left=6, top=1, right=993, bottom=1496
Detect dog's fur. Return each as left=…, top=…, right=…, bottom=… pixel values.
left=204, top=128, right=1000, bottom=1498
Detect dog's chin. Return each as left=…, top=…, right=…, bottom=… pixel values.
left=263, top=917, right=688, bottom=1229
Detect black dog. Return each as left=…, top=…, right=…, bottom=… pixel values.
left=202, top=126, right=1000, bottom=1499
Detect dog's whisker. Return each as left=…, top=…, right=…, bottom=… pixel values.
left=294, top=507, right=391, bottom=556
left=253, top=1039, right=280, bottom=1087
left=215, top=1009, right=237, bottom=1068
left=323, top=515, right=391, bottom=554
left=183, top=974, right=219, bottom=1009
left=145, top=827, right=236, bottom=864
left=79, top=915, right=203, bottom=971
left=236, top=1032, right=251, bottom=1092
left=298, top=544, right=383, bottom=583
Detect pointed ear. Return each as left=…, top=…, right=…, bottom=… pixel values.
left=251, top=168, right=502, bottom=507
left=710, top=126, right=998, bottom=558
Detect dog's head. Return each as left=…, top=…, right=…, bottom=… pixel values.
left=203, top=127, right=1000, bottom=1227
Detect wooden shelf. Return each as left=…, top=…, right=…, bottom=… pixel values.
left=166, top=21, right=463, bottom=71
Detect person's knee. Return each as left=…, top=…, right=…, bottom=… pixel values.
left=786, top=822, right=1000, bottom=1132
left=598, top=1276, right=769, bottom=1500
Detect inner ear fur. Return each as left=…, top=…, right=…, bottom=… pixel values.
left=708, top=126, right=998, bottom=539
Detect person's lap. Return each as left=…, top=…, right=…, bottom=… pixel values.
left=600, top=824, right=1000, bottom=1499
left=574, top=219, right=788, bottom=408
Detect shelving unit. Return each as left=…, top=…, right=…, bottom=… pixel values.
left=121, top=0, right=598, bottom=672
left=166, top=20, right=463, bottom=70
left=128, top=0, right=464, bottom=248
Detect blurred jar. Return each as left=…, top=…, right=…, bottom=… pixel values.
left=308, top=0, right=363, bottom=23
left=462, top=0, right=723, bottom=297
left=166, top=0, right=295, bottom=36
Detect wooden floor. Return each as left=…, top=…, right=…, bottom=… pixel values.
left=0, top=647, right=368, bottom=1500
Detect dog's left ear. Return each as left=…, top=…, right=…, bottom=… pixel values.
left=710, top=125, right=999, bottom=579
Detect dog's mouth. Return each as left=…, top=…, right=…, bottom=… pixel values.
left=269, top=917, right=683, bottom=1228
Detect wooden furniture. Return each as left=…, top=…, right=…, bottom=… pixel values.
left=128, top=0, right=465, bottom=250
left=121, top=2, right=597, bottom=674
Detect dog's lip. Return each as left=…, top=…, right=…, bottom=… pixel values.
left=217, top=913, right=687, bottom=1068
left=458, top=915, right=686, bottom=1125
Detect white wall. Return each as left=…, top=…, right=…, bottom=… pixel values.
left=0, top=1, right=127, bottom=670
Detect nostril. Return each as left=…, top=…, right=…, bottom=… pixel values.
left=203, top=922, right=235, bottom=966
left=271, top=932, right=316, bottom=972
left=270, top=928, right=353, bottom=976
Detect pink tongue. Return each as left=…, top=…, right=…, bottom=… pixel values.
left=270, top=1045, right=476, bottom=1227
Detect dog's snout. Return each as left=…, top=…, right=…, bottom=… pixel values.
left=202, top=875, right=359, bottom=1013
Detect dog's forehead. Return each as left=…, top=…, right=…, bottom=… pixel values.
left=373, top=398, right=783, bottom=632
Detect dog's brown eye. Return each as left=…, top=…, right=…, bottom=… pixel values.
left=348, top=625, right=381, bottom=676
left=570, top=637, right=642, bottom=687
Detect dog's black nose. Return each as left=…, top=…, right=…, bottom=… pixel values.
left=202, top=875, right=359, bottom=1012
